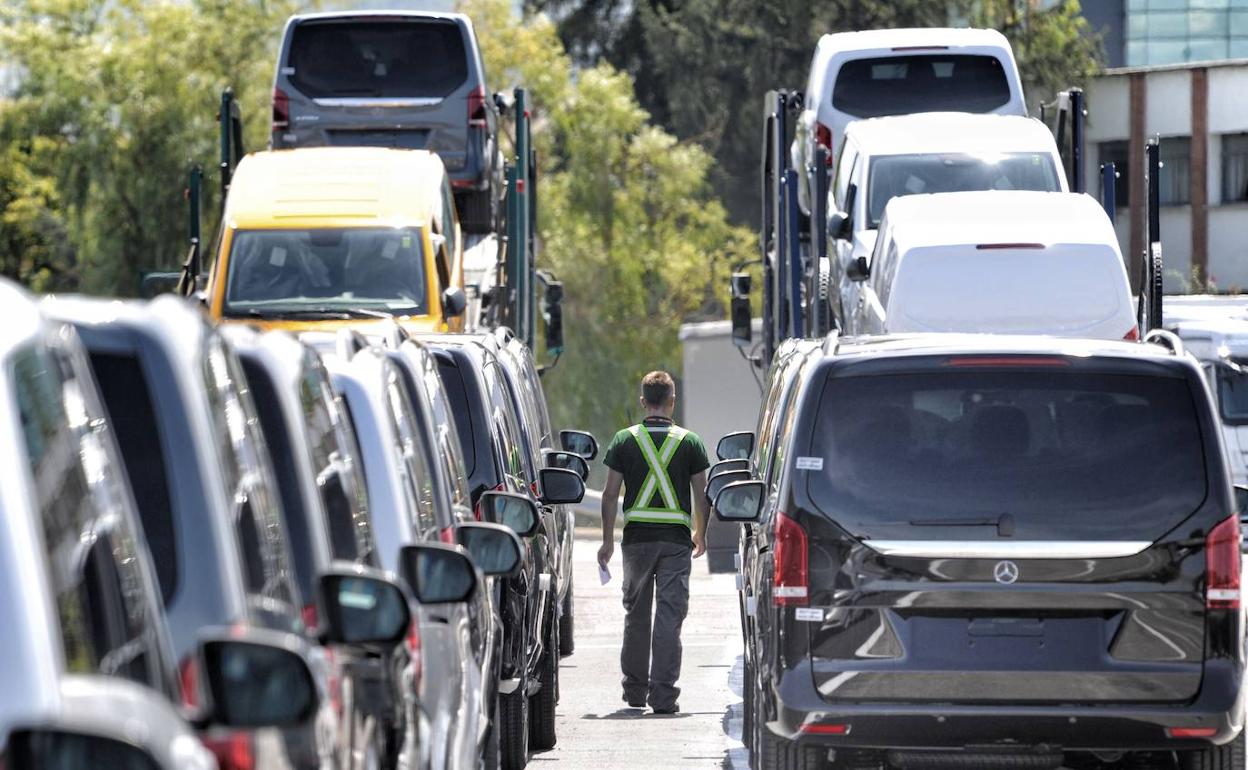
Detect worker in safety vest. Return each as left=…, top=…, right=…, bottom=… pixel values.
left=598, top=370, right=710, bottom=714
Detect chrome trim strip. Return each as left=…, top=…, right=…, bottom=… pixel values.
left=864, top=540, right=1152, bottom=559
left=312, top=97, right=443, bottom=108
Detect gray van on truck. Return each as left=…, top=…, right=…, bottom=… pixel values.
left=271, top=11, right=504, bottom=233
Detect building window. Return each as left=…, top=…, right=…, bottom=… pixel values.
left=1099, top=141, right=1130, bottom=209
left=1223, top=133, right=1248, bottom=204
left=1159, top=136, right=1190, bottom=207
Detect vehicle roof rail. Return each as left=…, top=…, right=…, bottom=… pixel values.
left=822, top=329, right=841, bottom=356
left=336, top=329, right=370, bottom=360
left=1143, top=328, right=1184, bottom=356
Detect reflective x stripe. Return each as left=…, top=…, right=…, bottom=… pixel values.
left=624, top=510, right=692, bottom=525
left=625, top=424, right=689, bottom=526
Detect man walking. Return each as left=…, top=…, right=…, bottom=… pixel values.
left=598, top=371, right=710, bottom=714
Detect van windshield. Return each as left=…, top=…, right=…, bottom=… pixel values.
left=225, top=228, right=428, bottom=318
left=867, top=153, right=1060, bottom=227
left=289, top=20, right=468, bottom=99
left=832, top=54, right=1012, bottom=119
left=805, top=368, right=1208, bottom=541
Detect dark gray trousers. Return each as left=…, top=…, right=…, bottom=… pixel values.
left=620, top=540, right=692, bottom=710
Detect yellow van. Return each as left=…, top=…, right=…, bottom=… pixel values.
left=206, top=147, right=467, bottom=334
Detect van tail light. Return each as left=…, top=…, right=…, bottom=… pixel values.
left=773, top=512, right=809, bottom=606
left=272, top=88, right=290, bottom=132
left=468, top=86, right=488, bottom=128
left=202, top=733, right=256, bottom=770
left=1206, top=515, right=1241, bottom=609
left=815, top=122, right=834, bottom=163
left=406, top=619, right=424, bottom=694
left=1124, top=325, right=1140, bottom=341
left=178, top=654, right=199, bottom=708
left=439, top=526, right=457, bottom=545
left=1168, top=727, right=1218, bottom=739
left=301, top=602, right=318, bottom=633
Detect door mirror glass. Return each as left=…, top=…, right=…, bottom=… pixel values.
left=545, top=450, right=589, bottom=480
left=543, top=278, right=565, bottom=354
left=559, top=429, right=598, bottom=460
left=827, top=210, right=851, bottom=241
left=730, top=296, right=752, bottom=348
left=457, top=522, right=524, bottom=577
left=199, top=637, right=318, bottom=729
left=716, top=431, right=755, bottom=461
left=539, top=466, right=585, bottom=505
left=1235, top=485, right=1248, bottom=515
left=442, top=287, right=467, bottom=318
left=9, top=730, right=162, bottom=770
left=706, top=469, right=751, bottom=504
left=480, top=491, right=540, bottom=537
left=399, top=543, right=478, bottom=604
left=713, top=480, right=766, bottom=523
left=710, top=458, right=749, bottom=476
left=847, top=255, right=870, bottom=282
left=317, top=572, right=411, bottom=647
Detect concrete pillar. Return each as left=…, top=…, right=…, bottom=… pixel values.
left=1129, top=72, right=1147, bottom=293
left=1191, top=67, right=1209, bottom=285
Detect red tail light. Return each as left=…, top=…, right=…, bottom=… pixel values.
left=800, top=723, right=849, bottom=735
left=202, top=733, right=256, bottom=770
left=773, top=512, right=809, bottom=606
left=301, top=602, right=318, bottom=633
left=439, top=526, right=457, bottom=544
left=178, top=654, right=199, bottom=708
left=1206, top=515, right=1241, bottom=609
left=272, top=88, right=289, bottom=132
left=406, top=619, right=423, bottom=693
left=468, top=86, right=488, bottom=128
left=1168, top=727, right=1218, bottom=738
left=1124, top=325, right=1140, bottom=341
left=815, top=122, right=834, bottom=164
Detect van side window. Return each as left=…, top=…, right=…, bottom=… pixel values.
left=876, top=242, right=901, bottom=308
left=385, top=369, right=439, bottom=536
left=331, top=395, right=375, bottom=564
left=486, top=362, right=531, bottom=486
left=834, top=144, right=858, bottom=210
left=441, top=177, right=459, bottom=262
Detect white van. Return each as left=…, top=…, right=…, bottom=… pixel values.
left=828, top=112, right=1067, bottom=323
left=844, top=191, right=1136, bottom=340
left=792, top=27, right=1027, bottom=213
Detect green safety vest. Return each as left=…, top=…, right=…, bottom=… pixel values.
left=623, top=424, right=691, bottom=528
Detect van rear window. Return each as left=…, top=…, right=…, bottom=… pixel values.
left=832, top=54, right=1012, bottom=118
left=289, top=20, right=468, bottom=99
left=805, top=369, right=1208, bottom=542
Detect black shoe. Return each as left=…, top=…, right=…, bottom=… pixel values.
left=624, top=696, right=645, bottom=708
left=651, top=703, right=679, bottom=715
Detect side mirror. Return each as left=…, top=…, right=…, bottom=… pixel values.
left=710, top=458, right=749, bottom=476
left=717, top=431, right=755, bottom=461
left=1235, top=485, right=1248, bottom=553
left=706, top=469, right=751, bottom=505
left=713, top=480, right=766, bottom=523
left=559, top=429, right=598, bottom=460
left=480, top=490, right=540, bottom=537
left=457, top=522, right=525, bottom=577
left=539, top=466, right=585, bottom=505
left=543, top=277, right=565, bottom=355
left=493, top=91, right=512, bottom=114
left=730, top=270, right=753, bottom=349
left=442, top=287, right=467, bottom=318
left=195, top=631, right=318, bottom=730
left=139, top=271, right=182, bottom=299
left=399, top=543, right=479, bottom=604
left=846, top=255, right=870, bottom=282
left=545, top=449, right=589, bottom=480
left=8, top=730, right=164, bottom=769
left=827, top=210, right=852, bottom=241
left=317, top=570, right=411, bottom=647
left=430, top=233, right=447, bottom=254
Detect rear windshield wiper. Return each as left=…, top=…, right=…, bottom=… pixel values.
left=232, top=307, right=395, bottom=320
left=909, top=513, right=1015, bottom=537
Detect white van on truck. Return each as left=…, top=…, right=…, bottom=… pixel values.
left=792, top=27, right=1027, bottom=213
left=843, top=190, right=1137, bottom=340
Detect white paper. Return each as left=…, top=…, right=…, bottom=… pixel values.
left=381, top=240, right=400, bottom=260
left=598, top=563, right=612, bottom=585
left=795, top=607, right=824, bottom=622
left=269, top=247, right=287, bottom=267
left=795, top=456, right=824, bottom=471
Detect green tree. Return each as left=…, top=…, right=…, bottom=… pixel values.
left=464, top=0, right=753, bottom=446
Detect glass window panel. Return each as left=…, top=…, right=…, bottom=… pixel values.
left=1146, top=11, right=1189, bottom=37
left=1147, top=39, right=1191, bottom=64
left=1159, top=137, right=1192, bottom=206
left=1189, top=10, right=1228, bottom=34
left=1231, top=37, right=1248, bottom=56
left=1127, top=11, right=1150, bottom=37
left=1186, top=36, right=1230, bottom=59
left=1191, top=0, right=1230, bottom=10
left=1222, top=134, right=1248, bottom=204
left=1231, top=10, right=1248, bottom=33
left=1126, top=40, right=1148, bottom=65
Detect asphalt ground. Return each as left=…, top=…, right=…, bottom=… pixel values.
left=537, top=533, right=748, bottom=769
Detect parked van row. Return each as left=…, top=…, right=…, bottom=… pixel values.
left=0, top=277, right=595, bottom=770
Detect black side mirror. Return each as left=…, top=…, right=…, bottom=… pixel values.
left=539, top=466, right=585, bottom=505
left=544, top=278, right=565, bottom=354
left=545, top=449, right=589, bottom=480
left=457, top=522, right=525, bottom=577
left=139, top=271, right=182, bottom=299
left=717, top=431, right=755, bottom=461
left=493, top=91, right=512, bottom=114
left=827, top=210, right=852, bottom=241
left=316, top=570, right=411, bottom=647
left=710, top=458, right=749, bottom=476
left=480, top=490, right=540, bottom=537
left=443, top=287, right=467, bottom=318
left=706, top=469, right=751, bottom=505
left=713, top=480, right=766, bottom=523
left=846, top=255, right=870, bottom=282
left=399, top=543, right=479, bottom=604
left=195, top=631, right=318, bottom=730
left=730, top=271, right=753, bottom=348
left=9, top=730, right=164, bottom=769
left=559, top=429, right=598, bottom=460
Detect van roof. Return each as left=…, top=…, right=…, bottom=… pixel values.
left=815, top=27, right=1012, bottom=59
left=289, top=10, right=471, bottom=25
left=879, top=191, right=1118, bottom=252
left=224, top=147, right=446, bottom=230
left=829, top=332, right=1177, bottom=364
left=844, top=112, right=1058, bottom=156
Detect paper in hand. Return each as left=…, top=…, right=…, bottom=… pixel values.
left=598, top=562, right=611, bottom=585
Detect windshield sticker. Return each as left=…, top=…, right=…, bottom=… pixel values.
left=381, top=240, right=400, bottom=260
left=795, top=456, right=824, bottom=471
left=269, top=247, right=286, bottom=267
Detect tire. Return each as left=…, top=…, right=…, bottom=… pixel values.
left=558, top=579, right=575, bottom=657
left=457, top=188, right=496, bottom=234
left=482, top=695, right=501, bottom=770
left=1181, top=731, right=1246, bottom=770
left=498, top=680, right=529, bottom=770
left=743, top=655, right=755, bottom=755
left=528, top=613, right=559, bottom=751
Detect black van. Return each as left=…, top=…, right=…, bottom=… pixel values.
left=719, top=334, right=1245, bottom=770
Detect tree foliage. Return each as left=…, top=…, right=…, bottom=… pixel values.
left=464, top=0, right=753, bottom=442
left=0, top=0, right=296, bottom=294
left=532, top=0, right=1103, bottom=225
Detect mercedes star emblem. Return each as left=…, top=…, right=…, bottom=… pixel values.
left=993, top=560, right=1020, bottom=585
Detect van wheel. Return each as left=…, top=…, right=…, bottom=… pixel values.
left=558, top=580, right=575, bottom=657
left=482, top=694, right=501, bottom=770
left=457, top=189, right=496, bottom=234
left=1181, top=731, right=1246, bottom=770
left=528, top=613, right=559, bottom=750
left=498, top=676, right=529, bottom=769
left=742, top=655, right=755, bottom=754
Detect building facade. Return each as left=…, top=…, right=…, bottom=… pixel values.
left=1082, top=0, right=1248, bottom=69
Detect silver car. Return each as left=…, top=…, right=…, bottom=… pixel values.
left=271, top=11, right=504, bottom=232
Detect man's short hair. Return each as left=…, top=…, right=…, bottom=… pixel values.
left=641, top=371, right=675, bottom=407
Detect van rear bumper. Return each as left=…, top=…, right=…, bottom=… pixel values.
left=772, top=659, right=1245, bottom=751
